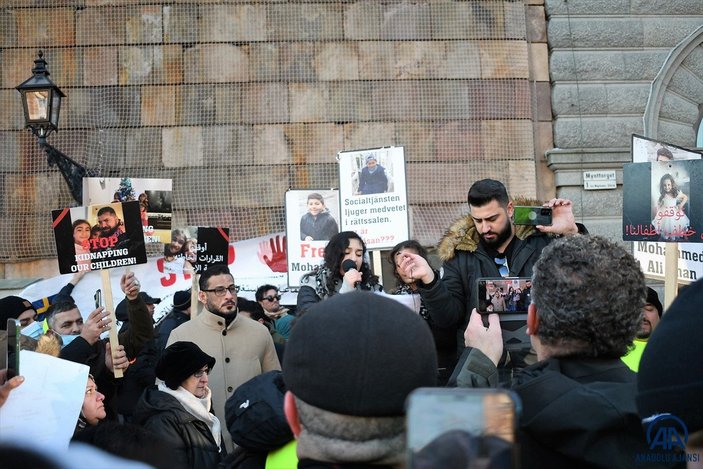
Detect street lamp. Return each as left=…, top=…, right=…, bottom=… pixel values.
left=16, top=50, right=92, bottom=203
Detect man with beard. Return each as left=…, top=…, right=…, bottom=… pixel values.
left=95, top=206, right=130, bottom=250
left=167, top=265, right=281, bottom=451
left=397, top=179, right=586, bottom=372
left=622, top=287, right=662, bottom=371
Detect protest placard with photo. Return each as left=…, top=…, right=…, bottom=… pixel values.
left=83, top=177, right=173, bottom=244
left=159, top=226, right=229, bottom=275
left=52, top=200, right=147, bottom=275
left=338, top=146, right=409, bottom=250
left=630, top=135, right=703, bottom=281
left=193, top=227, right=230, bottom=273
left=623, top=160, right=703, bottom=280
left=285, top=189, right=340, bottom=287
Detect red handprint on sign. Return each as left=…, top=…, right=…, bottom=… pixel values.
left=258, top=235, right=288, bottom=273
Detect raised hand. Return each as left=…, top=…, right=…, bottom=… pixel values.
left=537, top=198, right=578, bottom=235
left=121, top=272, right=141, bottom=300
left=81, top=307, right=110, bottom=345
left=105, top=342, right=129, bottom=373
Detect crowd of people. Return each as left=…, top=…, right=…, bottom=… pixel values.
left=1, top=178, right=701, bottom=469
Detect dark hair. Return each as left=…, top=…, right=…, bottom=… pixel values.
left=467, top=179, right=510, bottom=208
left=46, top=299, right=78, bottom=328
left=388, top=240, right=429, bottom=288
left=658, top=173, right=680, bottom=205
left=199, top=264, right=232, bottom=291
left=531, top=235, right=645, bottom=358
left=238, top=298, right=267, bottom=322
left=255, top=284, right=278, bottom=302
left=656, top=147, right=673, bottom=160
left=96, top=206, right=116, bottom=217
left=72, top=219, right=90, bottom=231
left=322, top=231, right=376, bottom=293
left=307, top=193, right=325, bottom=204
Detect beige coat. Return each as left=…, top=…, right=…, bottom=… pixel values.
left=167, top=310, right=281, bottom=452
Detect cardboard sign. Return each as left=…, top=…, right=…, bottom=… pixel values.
left=52, top=201, right=147, bottom=275
left=338, top=146, right=409, bottom=250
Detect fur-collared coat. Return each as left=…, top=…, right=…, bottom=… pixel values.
left=418, top=199, right=581, bottom=338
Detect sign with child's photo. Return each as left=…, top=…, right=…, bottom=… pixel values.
left=285, top=189, right=340, bottom=287
left=52, top=201, right=147, bottom=274
left=83, top=177, right=173, bottom=244
left=623, top=160, right=703, bottom=244
left=338, top=146, right=409, bottom=250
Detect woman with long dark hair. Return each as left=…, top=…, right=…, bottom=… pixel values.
left=296, top=231, right=381, bottom=315
left=388, top=240, right=457, bottom=385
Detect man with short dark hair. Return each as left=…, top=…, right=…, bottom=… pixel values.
left=622, top=287, right=663, bottom=372
left=256, top=284, right=293, bottom=340
left=458, top=235, right=657, bottom=467
left=95, top=206, right=130, bottom=250
left=398, top=179, right=585, bottom=363
left=167, top=265, right=280, bottom=451
left=51, top=272, right=151, bottom=418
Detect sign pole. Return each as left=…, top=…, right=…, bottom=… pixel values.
left=663, top=243, right=678, bottom=311
left=100, top=269, right=123, bottom=378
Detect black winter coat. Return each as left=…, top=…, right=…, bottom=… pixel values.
left=133, top=386, right=222, bottom=469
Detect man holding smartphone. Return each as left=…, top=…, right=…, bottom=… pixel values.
left=457, top=235, right=654, bottom=467
left=397, top=179, right=585, bottom=367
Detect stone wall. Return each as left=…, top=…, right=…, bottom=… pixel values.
left=0, top=0, right=548, bottom=280
left=546, top=0, right=703, bottom=240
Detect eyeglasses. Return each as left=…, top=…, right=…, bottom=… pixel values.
left=201, top=285, right=239, bottom=296
left=263, top=295, right=281, bottom=302
left=494, top=257, right=509, bottom=278
left=193, top=368, right=211, bottom=378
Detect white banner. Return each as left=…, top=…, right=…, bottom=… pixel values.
left=21, top=232, right=294, bottom=323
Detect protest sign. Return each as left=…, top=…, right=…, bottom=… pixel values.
left=338, top=146, right=409, bottom=250
left=285, top=190, right=340, bottom=287
left=630, top=135, right=703, bottom=283
left=83, top=177, right=173, bottom=244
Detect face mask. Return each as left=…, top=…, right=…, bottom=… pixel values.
left=21, top=321, right=44, bottom=341
left=59, top=334, right=81, bottom=348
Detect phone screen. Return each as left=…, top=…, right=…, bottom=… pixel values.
left=513, top=206, right=552, bottom=226
left=477, top=277, right=531, bottom=314
left=94, top=289, right=102, bottom=309
left=6, top=318, right=20, bottom=380
left=406, top=388, right=519, bottom=468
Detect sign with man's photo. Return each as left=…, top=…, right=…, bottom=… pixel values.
left=83, top=177, right=173, bottom=244
left=52, top=201, right=147, bottom=274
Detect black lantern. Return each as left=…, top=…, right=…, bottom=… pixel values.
left=16, top=51, right=65, bottom=142
left=16, top=51, right=93, bottom=203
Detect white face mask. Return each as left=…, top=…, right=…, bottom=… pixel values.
left=21, top=321, right=44, bottom=341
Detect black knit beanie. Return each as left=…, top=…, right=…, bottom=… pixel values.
left=155, top=341, right=216, bottom=390
left=283, top=291, right=437, bottom=417
left=0, top=296, right=35, bottom=331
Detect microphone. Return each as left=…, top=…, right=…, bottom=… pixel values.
left=342, top=259, right=361, bottom=289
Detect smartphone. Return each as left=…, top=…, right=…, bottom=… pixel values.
left=477, top=277, right=531, bottom=352
left=6, top=318, right=20, bottom=380
left=406, top=388, right=520, bottom=468
left=513, top=205, right=552, bottom=226
left=94, top=289, right=102, bottom=309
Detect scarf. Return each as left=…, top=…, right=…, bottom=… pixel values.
left=157, top=380, right=222, bottom=449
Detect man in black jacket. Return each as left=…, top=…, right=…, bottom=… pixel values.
left=457, top=235, right=668, bottom=468
left=50, top=272, right=152, bottom=418
left=398, top=179, right=585, bottom=363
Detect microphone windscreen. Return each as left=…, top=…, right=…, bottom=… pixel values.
left=342, top=259, right=357, bottom=272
